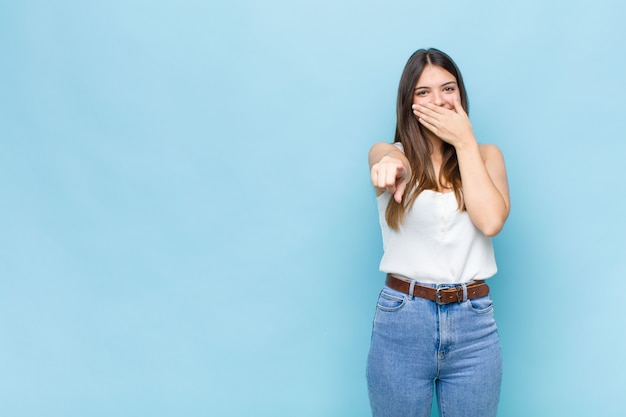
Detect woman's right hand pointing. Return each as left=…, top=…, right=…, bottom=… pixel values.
left=370, top=156, right=409, bottom=203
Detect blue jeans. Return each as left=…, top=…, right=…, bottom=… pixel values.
left=366, top=282, right=502, bottom=417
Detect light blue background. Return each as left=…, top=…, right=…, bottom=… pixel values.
left=1, top=0, right=625, bottom=416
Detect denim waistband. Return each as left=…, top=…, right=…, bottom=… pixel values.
left=388, top=273, right=482, bottom=289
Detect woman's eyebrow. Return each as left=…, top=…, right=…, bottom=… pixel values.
left=414, top=81, right=457, bottom=90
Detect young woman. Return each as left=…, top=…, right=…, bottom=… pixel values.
left=366, top=48, right=510, bottom=417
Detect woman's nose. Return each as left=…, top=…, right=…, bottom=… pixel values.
left=432, top=92, right=444, bottom=106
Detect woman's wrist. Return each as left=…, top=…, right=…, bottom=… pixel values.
left=452, top=133, right=478, bottom=152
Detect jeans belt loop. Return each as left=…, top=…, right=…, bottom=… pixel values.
left=408, top=280, right=416, bottom=301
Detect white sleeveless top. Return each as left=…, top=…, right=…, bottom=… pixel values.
left=377, top=190, right=497, bottom=284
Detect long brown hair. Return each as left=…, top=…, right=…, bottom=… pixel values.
left=386, top=48, right=469, bottom=230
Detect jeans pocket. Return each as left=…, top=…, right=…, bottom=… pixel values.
left=376, top=288, right=407, bottom=312
left=467, top=295, right=494, bottom=314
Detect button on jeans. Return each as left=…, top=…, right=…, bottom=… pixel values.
left=366, top=283, right=502, bottom=417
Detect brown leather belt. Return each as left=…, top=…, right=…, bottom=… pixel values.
left=385, top=274, right=489, bottom=305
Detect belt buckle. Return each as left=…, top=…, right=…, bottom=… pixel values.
left=435, top=288, right=445, bottom=305
left=435, top=287, right=464, bottom=304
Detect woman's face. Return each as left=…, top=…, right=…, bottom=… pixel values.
left=412, top=64, right=460, bottom=110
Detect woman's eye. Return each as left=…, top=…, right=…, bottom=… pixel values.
left=444, top=86, right=456, bottom=92
left=415, top=90, right=428, bottom=96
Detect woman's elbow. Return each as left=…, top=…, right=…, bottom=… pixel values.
left=475, top=213, right=509, bottom=237
left=480, top=223, right=504, bottom=238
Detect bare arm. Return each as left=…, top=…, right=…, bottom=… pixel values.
left=368, top=142, right=412, bottom=202
left=414, top=100, right=510, bottom=236
left=455, top=142, right=510, bottom=237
